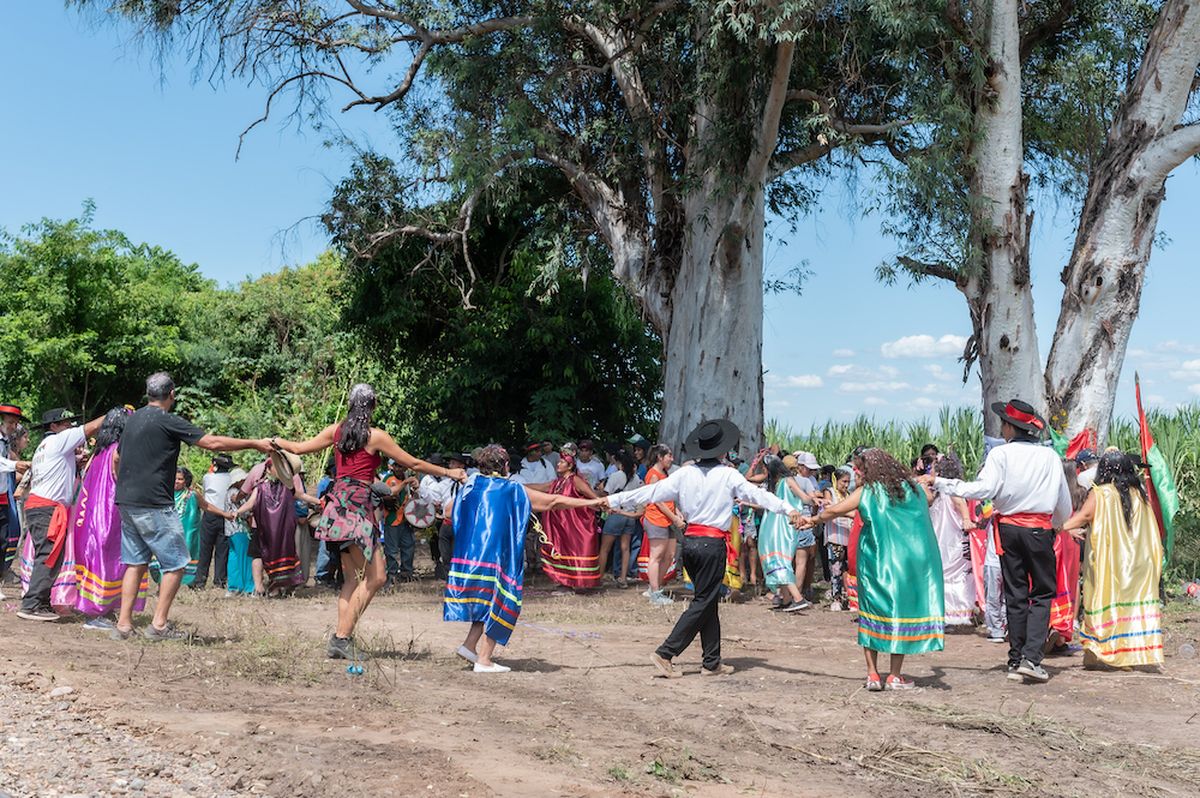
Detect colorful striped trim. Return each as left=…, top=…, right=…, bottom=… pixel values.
left=858, top=610, right=943, bottom=624
left=1079, top=628, right=1163, bottom=644
left=859, top=626, right=944, bottom=643
left=1082, top=599, right=1160, bottom=615
left=1086, top=612, right=1162, bottom=631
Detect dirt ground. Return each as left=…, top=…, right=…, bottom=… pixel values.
left=2, top=557, right=1199, bottom=798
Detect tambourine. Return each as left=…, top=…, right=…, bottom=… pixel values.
left=404, top=497, right=436, bottom=528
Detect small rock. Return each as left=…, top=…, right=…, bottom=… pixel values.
left=48, top=686, right=75, bottom=699
left=129, top=777, right=146, bottom=791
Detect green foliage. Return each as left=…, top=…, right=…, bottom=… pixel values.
left=334, top=164, right=663, bottom=454
left=770, top=404, right=1200, bottom=581
left=0, top=201, right=210, bottom=415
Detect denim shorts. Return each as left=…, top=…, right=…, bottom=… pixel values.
left=602, top=514, right=639, bottom=537
left=795, top=529, right=816, bottom=549
left=119, top=505, right=192, bottom=572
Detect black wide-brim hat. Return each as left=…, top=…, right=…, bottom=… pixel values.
left=990, top=399, right=1046, bottom=435
left=683, top=419, right=741, bottom=459
left=35, top=407, right=82, bottom=430
left=0, top=404, right=29, bottom=423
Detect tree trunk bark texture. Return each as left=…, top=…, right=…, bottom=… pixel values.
left=657, top=188, right=766, bottom=459
left=1045, top=0, right=1200, bottom=441
left=966, top=0, right=1045, bottom=437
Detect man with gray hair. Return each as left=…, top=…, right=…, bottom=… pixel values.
left=112, top=372, right=268, bottom=640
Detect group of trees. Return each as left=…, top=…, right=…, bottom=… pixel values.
left=0, top=205, right=660, bottom=456
left=65, top=1, right=1200, bottom=445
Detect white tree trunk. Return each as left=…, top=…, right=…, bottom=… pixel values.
left=965, top=0, right=1045, bottom=436
left=1045, top=0, right=1200, bottom=440
left=658, top=188, right=766, bottom=458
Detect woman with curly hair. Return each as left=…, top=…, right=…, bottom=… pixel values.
left=1062, top=450, right=1163, bottom=668
left=272, top=383, right=466, bottom=660
left=445, top=444, right=605, bottom=672
left=929, top=453, right=977, bottom=627
left=810, top=448, right=944, bottom=690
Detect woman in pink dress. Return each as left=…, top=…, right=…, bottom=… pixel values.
left=528, top=454, right=602, bottom=591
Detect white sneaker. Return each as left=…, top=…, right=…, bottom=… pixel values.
left=473, top=662, right=511, bottom=673
left=829, top=602, right=844, bottom=612
left=455, top=645, right=478, bottom=664
left=641, top=588, right=653, bottom=598
left=649, top=591, right=675, bottom=606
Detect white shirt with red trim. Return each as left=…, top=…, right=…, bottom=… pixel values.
left=933, top=441, right=1072, bottom=527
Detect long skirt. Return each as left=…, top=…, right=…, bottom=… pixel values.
left=226, top=531, right=255, bottom=594
left=1048, top=530, right=1081, bottom=643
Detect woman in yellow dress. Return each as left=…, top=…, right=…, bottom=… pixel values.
left=1061, top=450, right=1163, bottom=668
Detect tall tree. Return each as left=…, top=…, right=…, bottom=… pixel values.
left=81, top=0, right=907, bottom=453
left=0, top=203, right=210, bottom=415
left=879, top=0, right=1199, bottom=437
left=1044, top=0, right=1200, bottom=436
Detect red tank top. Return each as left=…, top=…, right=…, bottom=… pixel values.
left=333, top=425, right=382, bottom=482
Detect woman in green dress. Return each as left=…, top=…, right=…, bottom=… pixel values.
left=809, top=448, right=944, bottom=691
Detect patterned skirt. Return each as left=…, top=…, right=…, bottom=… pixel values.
left=313, top=478, right=379, bottom=559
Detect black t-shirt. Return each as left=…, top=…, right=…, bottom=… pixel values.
left=115, top=405, right=206, bottom=507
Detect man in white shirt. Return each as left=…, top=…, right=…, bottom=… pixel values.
left=18, top=408, right=106, bottom=621
left=606, top=419, right=804, bottom=679
left=923, top=399, right=1072, bottom=684
left=511, top=442, right=554, bottom=485
left=574, top=438, right=606, bottom=488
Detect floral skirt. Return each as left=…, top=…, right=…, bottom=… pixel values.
left=312, top=478, right=379, bottom=560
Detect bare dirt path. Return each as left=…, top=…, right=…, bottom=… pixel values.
left=2, top=571, right=1198, bottom=798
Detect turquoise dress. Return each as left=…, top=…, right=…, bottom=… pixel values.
left=758, top=479, right=804, bottom=590
left=856, top=482, right=945, bottom=654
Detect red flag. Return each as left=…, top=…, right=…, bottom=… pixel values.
left=1064, top=429, right=1096, bottom=460
left=1135, top=374, right=1168, bottom=543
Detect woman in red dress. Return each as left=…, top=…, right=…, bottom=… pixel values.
left=527, top=454, right=602, bottom=591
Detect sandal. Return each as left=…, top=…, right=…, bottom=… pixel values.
left=865, top=673, right=883, bottom=692
left=885, top=675, right=916, bottom=691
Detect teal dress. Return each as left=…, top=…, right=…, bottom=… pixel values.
left=758, top=479, right=804, bottom=590
left=856, top=482, right=945, bottom=654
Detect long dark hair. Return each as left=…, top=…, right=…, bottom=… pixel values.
left=176, top=466, right=193, bottom=490
left=1063, top=460, right=1088, bottom=510
left=1095, top=449, right=1147, bottom=527
left=94, top=407, right=130, bottom=450
left=763, top=454, right=791, bottom=493
left=616, top=449, right=636, bottom=480
left=854, top=448, right=918, bottom=503
left=337, top=383, right=377, bottom=454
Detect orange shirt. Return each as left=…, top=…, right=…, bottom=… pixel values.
left=642, top=467, right=675, bottom=527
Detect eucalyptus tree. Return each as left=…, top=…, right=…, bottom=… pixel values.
left=80, top=0, right=907, bottom=452
left=879, top=0, right=1200, bottom=437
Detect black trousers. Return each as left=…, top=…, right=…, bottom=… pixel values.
left=437, top=522, right=454, bottom=580
left=998, top=523, right=1057, bottom=666
left=657, top=536, right=726, bottom=670
left=0, top=507, right=10, bottom=577
left=21, top=506, right=57, bottom=611
left=194, top=512, right=229, bottom=588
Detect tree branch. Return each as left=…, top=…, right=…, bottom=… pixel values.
left=1140, top=123, right=1200, bottom=177
left=1019, top=0, right=1077, bottom=63
left=768, top=142, right=833, bottom=181
left=897, top=256, right=962, bottom=285
left=744, top=40, right=797, bottom=187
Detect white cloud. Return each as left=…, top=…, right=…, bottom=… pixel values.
left=839, top=381, right=912, bottom=393
left=768, top=374, right=824, bottom=389
left=912, top=397, right=940, bottom=409
left=1169, top=360, right=1200, bottom=380
left=863, top=396, right=887, bottom=406
left=827, top=364, right=855, bottom=376
left=1189, top=385, right=1200, bottom=396
left=919, top=383, right=941, bottom=394
left=832, top=348, right=856, bottom=358
left=1157, top=340, right=1200, bottom=354
left=924, top=363, right=953, bottom=381
left=879, top=364, right=900, bottom=378
left=1146, top=394, right=1166, bottom=405
left=881, top=334, right=968, bottom=359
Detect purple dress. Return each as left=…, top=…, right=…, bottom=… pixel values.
left=252, top=479, right=305, bottom=590
left=72, top=444, right=148, bottom=616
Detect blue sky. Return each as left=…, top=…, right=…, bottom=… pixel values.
left=3, top=5, right=1197, bottom=429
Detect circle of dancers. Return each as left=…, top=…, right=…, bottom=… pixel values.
left=0, top=376, right=1166, bottom=685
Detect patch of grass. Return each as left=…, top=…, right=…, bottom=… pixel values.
left=221, top=630, right=325, bottom=685
left=642, top=748, right=724, bottom=785
left=533, top=741, right=579, bottom=764
left=606, top=764, right=633, bottom=783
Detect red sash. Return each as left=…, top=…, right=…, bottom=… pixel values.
left=685, top=523, right=726, bottom=539
left=27, top=493, right=70, bottom=567
left=993, top=512, right=1053, bottom=556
